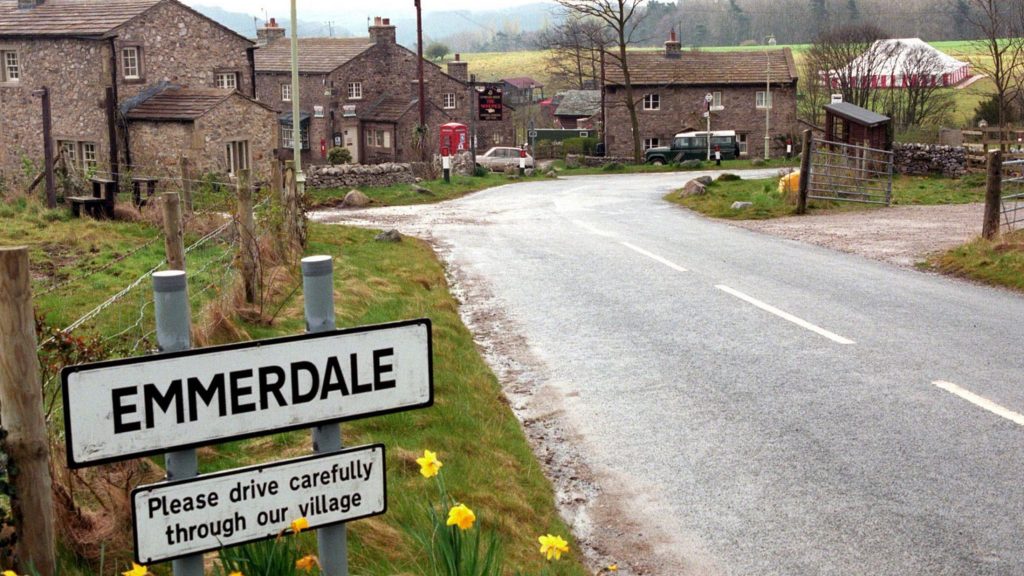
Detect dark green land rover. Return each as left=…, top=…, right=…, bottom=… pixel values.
left=644, top=130, right=740, bottom=164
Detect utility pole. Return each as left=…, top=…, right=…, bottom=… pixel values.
left=415, top=0, right=427, bottom=163
left=290, top=0, right=305, bottom=201
left=764, top=36, right=776, bottom=161
left=469, top=74, right=478, bottom=167
left=32, top=87, right=56, bottom=208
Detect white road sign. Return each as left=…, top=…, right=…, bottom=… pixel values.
left=62, top=319, right=432, bottom=467
left=132, top=444, right=386, bottom=564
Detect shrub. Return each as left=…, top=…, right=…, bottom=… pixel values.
left=561, top=137, right=599, bottom=157
left=718, top=173, right=741, bottom=182
left=602, top=162, right=625, bottom=172
left=327, top=147, right=352, bottom=165
left=473, top=163, right=489, bottom=177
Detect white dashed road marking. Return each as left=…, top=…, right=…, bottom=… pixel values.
left=715, top=284, right=856, bottom=345
left=620, top=242, right=689, bottom=273
left=934, top=380, right=1024, bottom=426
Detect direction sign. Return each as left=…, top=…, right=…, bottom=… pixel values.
left=132, top=444, right=386, bottom=564
left=62, top=319, right=432, bottom=467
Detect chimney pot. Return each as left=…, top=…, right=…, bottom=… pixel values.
left=383, top=18, right=390, bottom=25
left=455, top=53, right=461, bottom=61
left=374, top=16, right=383, bottom=26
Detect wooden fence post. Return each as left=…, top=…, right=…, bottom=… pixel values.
left=797, top=129, right=812, bottom=215
left=271, top=160, right=283, bottom=203
left=236, top=170, right=257, bottom=304
left=161, top=193, right=186, bottom=271
left=983, top=149, right=1002, bottom=240
left=283, top=161, right=303, bottom=252
left=180, top=157, right=194, bottom=216
left=0, top=247, right=56, bottom=576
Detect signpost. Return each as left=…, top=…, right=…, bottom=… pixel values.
left=478, top=85, right=503, bottom=121
left=61, top=319, right=433, bottom=468
left=704, top=93, right=714, bottom=161
left=132, top=445, right=386, bottom=564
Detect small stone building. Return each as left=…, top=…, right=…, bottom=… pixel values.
left=823, top=102, right=891, bottom=150
left=553, top=90, right=601, bottom=129
left=124, top=84, right=278, bottom=180
left=254, top=17, right=516, bottom=166
left=0, top=0, right=260, bottom=188
left=603, top=33, right=799, bottom=159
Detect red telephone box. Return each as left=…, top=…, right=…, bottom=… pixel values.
left=440, top=123, right=469, bottom=156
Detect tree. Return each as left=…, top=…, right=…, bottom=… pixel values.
left=964, top=0, right=1024, bottom=143
left=805, top=23, right=890, bottom=110
left=555, top=0, right=649, bottom=163
left=878, top=43, right=956, bottom=128
left=535, top=15, right=610, bottom=89
left=810, top=0, right=828, bottom=37
left=425, top=42, right=450, bottom=62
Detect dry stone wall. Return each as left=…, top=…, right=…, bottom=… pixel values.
left=892, top=143, right=966, bottom=177
left=306, top=163, right=415, bottom=189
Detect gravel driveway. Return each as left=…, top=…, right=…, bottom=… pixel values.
left=724, top=203, right=985, bottom=267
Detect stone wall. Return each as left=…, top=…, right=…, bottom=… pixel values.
left=604, top=84, right=799, bottom=159
left=892, top=143, right=966, bottom=177
left=306, top=163, right=415, bottom=189
left=115, top=1, right=255, bottom=100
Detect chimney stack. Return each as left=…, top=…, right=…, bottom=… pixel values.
left=369, top=15, right=397, bottom=44
left=447, top=53, right=469, bottom=83
left=665, top=28, right=682, bottom=58
left=256, top=17, right=286, bottom=47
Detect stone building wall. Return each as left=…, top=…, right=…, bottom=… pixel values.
left=603, top=84, right=799, bottom=159
left=193, top=96, right=278, bottom=180
left=0, top=38, right=110, bottom=185
left=892, top=143, right=967, bottom=177
left=127, top=121, right=192, bottom=187
left=114, top=1, right=255, bottom=100
left=305, top=163, right=415, bottom=189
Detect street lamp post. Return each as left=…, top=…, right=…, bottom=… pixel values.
left=290, top=0, right=304, bottom=196
left=705, top=92, right=713, bottom=161
left=764, top=35, right=776, bottom=161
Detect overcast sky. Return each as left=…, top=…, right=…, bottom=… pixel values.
left=182, top=0, right=552, bottom=18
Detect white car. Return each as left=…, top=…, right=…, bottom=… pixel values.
left=477, top=147, right=535, bottom=171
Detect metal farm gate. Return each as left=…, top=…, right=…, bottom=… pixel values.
left=1000, top=159, right=1024, bottom=232
left=808, top=139, right=895, bottom=206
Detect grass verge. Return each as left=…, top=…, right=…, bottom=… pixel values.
left=551, top=157, right=800, bottom=176
left=3, top=197, right=587, bottom=575
left=307, top=172, right=548, bottom=208
left=926, top=230, right=1024, bottom=293
left=667, top=173, right=987, bottom=220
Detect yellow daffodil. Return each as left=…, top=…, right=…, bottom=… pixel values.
left=446, top=503, right=476, bottom=530
left=295, top=555, right=319, bottom=571
left=228, top=572, right=244, bottom=576
left=538, top=534, right=569, bottom=561
left=123, top=563, right=149, bottom=576
left=3, top=571, right=19, bottom=576
left=415, top=449, right=443, bottom=478
left=607, top=564, right=619, bottom=572
left=290, top=517, right=310, bottom=534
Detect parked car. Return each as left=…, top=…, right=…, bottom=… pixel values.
left=477, top=147, right=535, bottom=171
left=645, top=130, right=740, bottom=164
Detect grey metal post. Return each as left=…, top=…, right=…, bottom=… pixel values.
left=302, top=256, right=347, bottom=576
left=152, top=271, right=201, bottom=576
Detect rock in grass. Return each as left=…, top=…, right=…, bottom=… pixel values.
left=751, top=158, right=766, bottom=167
left=680, top=159, right=703, bottom=169
left=343, top=189, right=370, bottom=207
left=731, top=201, right=753, bottom=210
left=717, top=173, right=741, bottom=181
left=694, top=175, right=713, bottom=185
left=413, top=184, right=434, bottom=195
left=375, top=229, right=402, bottom=243
left=679, top=179, right=707, bottom=197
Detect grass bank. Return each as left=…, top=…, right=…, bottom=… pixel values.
left=927, top=230, right=1024, bottom=293
left=551, top=157, right=800, bottom=177
left=1, top=197, right=588, bottom=575
left=667, top=173, right=987, bottom=220
left=307, top=172, right=548, bottom=209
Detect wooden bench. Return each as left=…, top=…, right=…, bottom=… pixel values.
left=88, top=176, right=116, bottom=218
left=131, top=177, right=159, bottom=207
left=67, top=196, right=105, bottom=218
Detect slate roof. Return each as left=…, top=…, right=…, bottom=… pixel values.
left=605, top=48, right=798, bottom=86
left=123, top=85, right=269, bottom=121
left=554, top=90, right=601, bottom=118
left=0, top=0, right=162, bottom=36
left=824, top=102, right=890, bottom=127
left=360, top=96, right=417, bottom=123
left=503, top=76, right=543, bottom=89
left=254, top=37, right=376, bottom=74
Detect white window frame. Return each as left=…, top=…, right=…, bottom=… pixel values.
left=738, top=133, right=748, bottom=157
left=347, top=82, right=363, bottom=100
left=225, top=140, right=249, bottom=175
left=122, top=47, right=140, bottom=80
left=281, top=125, right=309, bottom=150
left=643, top=138, right=660, bottom=150
left=81, top=142, right=97, bottom=170
left=443, top=93, right=456, bottom=109
left=712, top=91, right=722, bottom=107
left=383, top=130, right=391, bottom=148
left=756, top=91, right=772, bottom=109
left=215, top=72, right=238, bottom=90
left=643, top=93, right=660, bottom=111
left=1, top=50, right=19, bottom=82
left=281, top=83, right=291, bottom=102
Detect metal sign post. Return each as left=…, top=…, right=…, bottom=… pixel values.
left=302, top=256, right=348, bottom=576
left=705, top=93, right=713, bottom=161
left=153, top=271, right=202, bottom=576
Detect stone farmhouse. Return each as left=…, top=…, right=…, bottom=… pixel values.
left=253, top=17, right=516, bottom=166
left=603, top=34, right=799, bottom=159
left=0, top=0, right=277, bottom=188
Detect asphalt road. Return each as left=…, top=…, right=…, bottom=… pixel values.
left=316, top=171, right=1024, bottom=575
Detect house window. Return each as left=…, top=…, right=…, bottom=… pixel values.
left=225, top=140, right=249, bottom=175
left=347, top=82, right=362, bottom=100
left=59, top=141, right=77, bottom=166
left=215, top=72, right=238, bottom=90
left=281, top=125, right=309, bottom=149
left=383, top=130, right=390, bottom=148
left=122, top=47, right=140, bottom=80
left=443, top=93, right=456, bottom=109
left=1, top=50, right=19, bottom=82
left=756, top=91, right=772, bottom=109
left=281, top=83, right=291, bottom=102
left=643, top=138, right=660, bottom=150
left=643, top=94, right=660, bottom=110
left=738, top=133, right=748, bottom=157
left=81, top=142, right=97, bottom=170
left=366, top=129, right=374, bottom=147
left=376, top=130, right=385, bottom=147
left=58, top=140, right=98, bottom=173
left=712, top=91, right=722, bottom=107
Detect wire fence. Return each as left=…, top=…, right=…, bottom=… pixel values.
left=808, top=139, right=895, bottom=206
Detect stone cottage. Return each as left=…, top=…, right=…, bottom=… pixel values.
left=0, top=0, right=275, bottom=188
left=254, top=17, right=516, bottom=166
left=603, top=34, right=799, bottom=159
